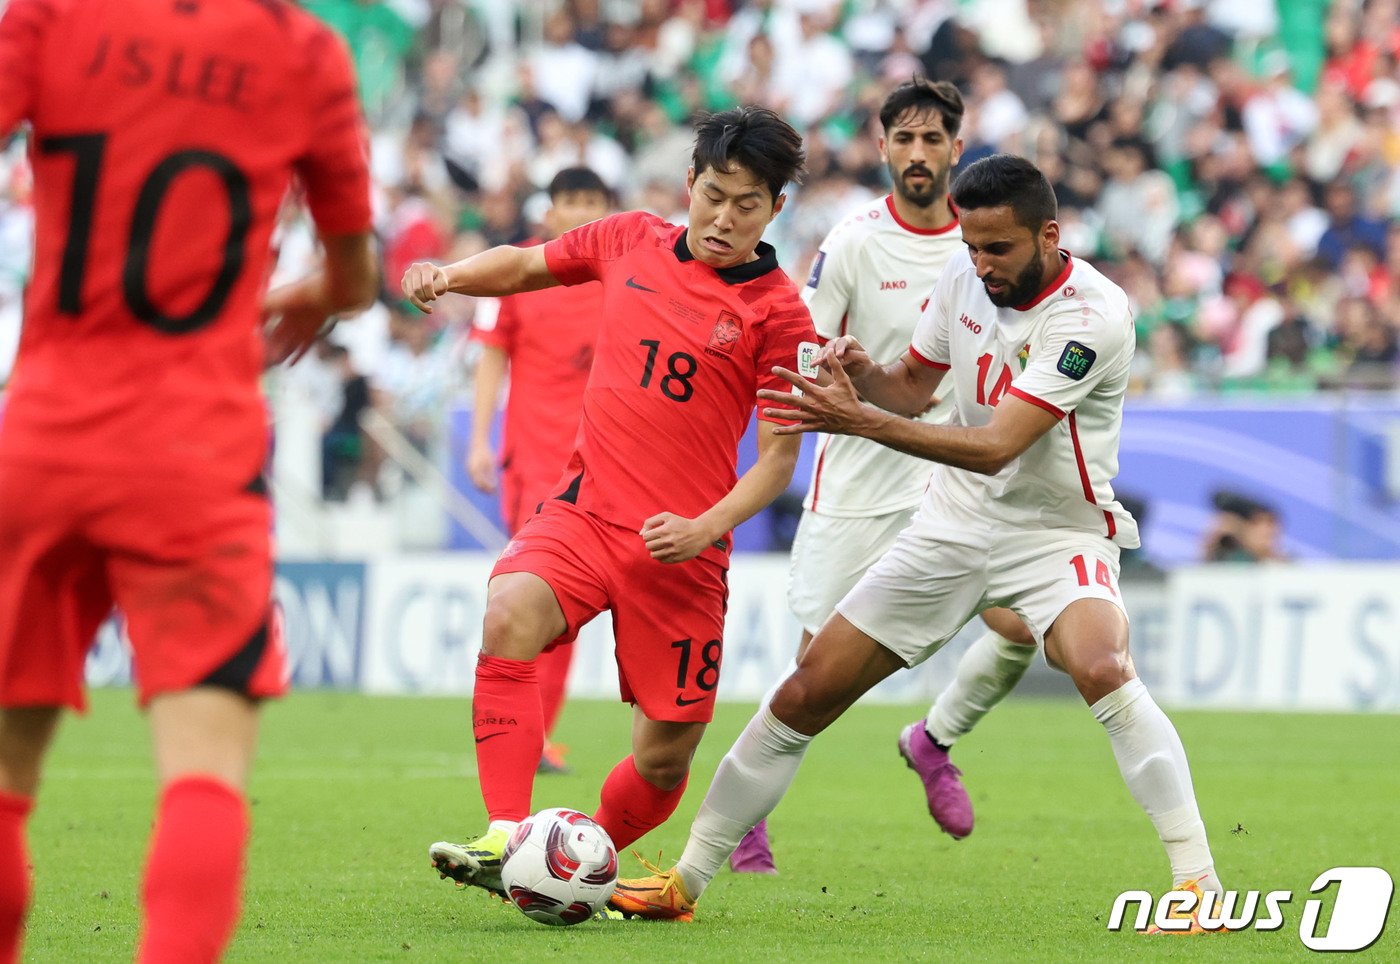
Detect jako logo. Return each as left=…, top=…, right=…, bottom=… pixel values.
left=880, top=280, right=907, bottom=290
left=960, top=313, right=982, bottom=334
left=1107, top=866, right=1393, bottom=951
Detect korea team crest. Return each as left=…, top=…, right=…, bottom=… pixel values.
left=706, top=311, right=743, bottom=358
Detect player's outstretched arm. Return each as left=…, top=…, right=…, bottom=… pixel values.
left=761, top=355, right=1059, bottom=474
left=265, top=232, right=379, bottom=365
left=821, top=338, right=944, bottom=417
left=640, top=422, right=801, bottom=564
left=467, top=345, right=508, bottom=493
left=402, top=245, right=559, bottom=313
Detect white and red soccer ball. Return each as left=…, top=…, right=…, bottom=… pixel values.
left=500, top=808, right=618, bottom=926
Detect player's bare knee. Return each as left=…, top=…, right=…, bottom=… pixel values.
left=1070, top=650, right=1134, bottom=703
left=633, top=756, right=688, bottom=792
left=769, top=673, right=838, bottom=736
left=480, top=595, right=547, bottom=659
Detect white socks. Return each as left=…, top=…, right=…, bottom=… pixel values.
left=925, top=632, right=1036, bottom=747
left=1092, top=679, right=1219, bottom=890
left=676, top=707, right=812, bottom=899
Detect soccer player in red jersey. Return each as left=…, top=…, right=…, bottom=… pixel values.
left=0, top=1, right=376, bottom=959
left=467, top=168, right=614, bottom=776
left=402, top=107, right=816, bottom=899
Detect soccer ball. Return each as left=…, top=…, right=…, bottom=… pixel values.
left=500, top=808, right=618, bottom=926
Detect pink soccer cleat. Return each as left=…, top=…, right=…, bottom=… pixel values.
left=898, top=720, right=974, bottom=839
left=729, top=819, right=778, bottom=875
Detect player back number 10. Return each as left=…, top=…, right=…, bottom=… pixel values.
left=40, top=133, right=251, bottom=334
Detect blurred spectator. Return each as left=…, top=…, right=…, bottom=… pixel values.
left=1317, top=182, right=1388, bottom=269
left=1203, top=491, right=1288, bottom=563
left=321, top=344, right=372, bottom=502
left=372, top=309, right=456, bottom=459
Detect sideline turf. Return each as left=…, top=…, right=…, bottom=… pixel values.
left=24, top=690, right=1400, bottom=961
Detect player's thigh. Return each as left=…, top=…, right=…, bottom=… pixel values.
left=610, top=551, right=728, bottom=725
left=787, top=507, right=913, bottom=636
left=979, top=606, right=1036, bottom=646
left=987, top=532, right=1127, bottom=652
left=489, top=502, right=614, bottom=654
left=834, top=520, right=991, bottom=668
left=102, top=480, right=285, bottom=707
left=0, top=466, right=112, bottom=711
left=148, top=687, right=259, bottom=790
left=1040, top=597, right=1131, bottom=690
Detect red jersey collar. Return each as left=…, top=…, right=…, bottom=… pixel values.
left=673, top=230, right=781, bottom=284
left=884, top=194, right=959, bottom=236
left=1013, top=251, right=1074, bottom=312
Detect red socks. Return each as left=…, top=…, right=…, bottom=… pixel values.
left=536, top=641, right=574, bottom=739
left=473, top=654, right=543, bottom=823
left=594, top=756, right=688, bottom=851
left=0, top=790, right=33, bottom=964
left=137, top=776, right=248, bottom=964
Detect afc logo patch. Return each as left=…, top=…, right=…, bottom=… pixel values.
left=1057, top=340, right=1096, bottom=380
left=706, top=311, right=743, bottom=358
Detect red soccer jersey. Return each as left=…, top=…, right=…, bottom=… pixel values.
left=0, top=0, right=372, bottom=486
left=542, top=210, right=816, bottom=566
left=472, top=240, right=604, bottom=520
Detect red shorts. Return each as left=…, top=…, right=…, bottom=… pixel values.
left=0, top=463, right=288, bottom=710
left=491, top=500, right=728, bottom=723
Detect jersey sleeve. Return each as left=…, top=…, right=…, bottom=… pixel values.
left=294, top=26, right=373, bottom=237
left=799, top=228, right=855, bottom=342
left=472, top=294, right=516, bottom=351
left=909, top=266, right=954, bottom=370
left=0, top=0, right=55, bottom=138
left=543, top=211, right=653, bottom=286
left=1007, top=305, right=1132, bottom=418
left=755, top=301, right=819, bottom=425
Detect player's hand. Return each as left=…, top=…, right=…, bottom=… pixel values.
left=467, top=443, right=498, bottom=494
left=264, top=281, right=334, bottom=366
left=402, top=261, right=450, bottom=313
left=758, top=353, right=884, bottom=437
left=819, top=335, right=875, bottom=380
left=640, top=512, right=715, bottom=564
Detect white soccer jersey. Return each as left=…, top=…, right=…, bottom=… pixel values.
left=909, top=252, right=1141, bottom=548
left=800, top=195, right=963, bottom=517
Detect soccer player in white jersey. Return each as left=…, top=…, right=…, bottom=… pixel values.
left=730, top=79, right=1037, bottom=875
left=611, top=155, right=1223, bottom=934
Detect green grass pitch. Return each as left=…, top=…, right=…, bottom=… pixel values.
left=24, top=690, right=1400, bottom=961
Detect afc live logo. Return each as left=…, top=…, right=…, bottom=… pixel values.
left=960, top=313, right=982, bottom=334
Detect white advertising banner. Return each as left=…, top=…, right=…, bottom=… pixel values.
left=1158, top=564, right=1400, bottom=711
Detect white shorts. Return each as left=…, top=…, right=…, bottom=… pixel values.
left=787, top=507, right=916, bottom=635
left=836, top=490, right=1126, bottom=667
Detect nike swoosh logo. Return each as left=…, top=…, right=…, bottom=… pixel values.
left=474, top=732, right=508, bottom=744
left=675, top=695, right=705, bottom=707
left=626, top=276, right=658, bottom=293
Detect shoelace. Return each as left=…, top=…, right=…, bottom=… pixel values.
left=630, top=850, right=685, bottom=902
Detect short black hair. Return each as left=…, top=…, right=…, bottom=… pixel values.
left=879, top=77, right=965, bottom=138
left=548, top=166, right=614, bottom=205
left=950, top=153, right=1057, bottom=231
left=691, top=106, right=805, bottom=205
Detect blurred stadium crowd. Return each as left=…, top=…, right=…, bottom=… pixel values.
left=2, top=0, right=1398, bottom=476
